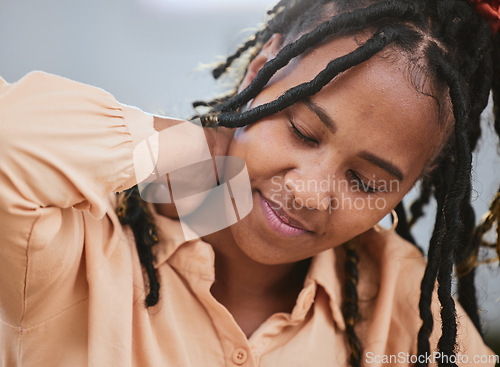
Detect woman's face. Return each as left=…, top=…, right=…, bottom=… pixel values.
left=224, top=34, right=444, bottom=265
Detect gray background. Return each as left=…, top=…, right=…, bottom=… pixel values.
left=1, top=0, right=499, bottom=350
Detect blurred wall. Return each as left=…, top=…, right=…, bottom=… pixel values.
left=1, top=0, right=499, bottom=349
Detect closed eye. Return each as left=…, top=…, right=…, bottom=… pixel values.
left=288, top=120, right=319, bottom=146
left=347, top=170, right=378, bottom=193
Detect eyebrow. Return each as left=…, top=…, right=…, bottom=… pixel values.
left=303, top=98, right=337, bottom=134
left=359, top=151, right=404, bottom=181
left=301, top=98, right=403, bottom=181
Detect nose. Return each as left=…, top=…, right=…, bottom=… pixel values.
left=284, top=168, right=334, bottom=212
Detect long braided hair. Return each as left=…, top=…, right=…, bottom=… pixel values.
left=116, top=0, right=500, bottom=366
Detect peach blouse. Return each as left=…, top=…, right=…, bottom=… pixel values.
left=0, top=72, right=495, bottom=367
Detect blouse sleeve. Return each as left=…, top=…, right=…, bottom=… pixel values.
left=0, top=71, right=155, bottom=325
left=0, top=71, right=155, bottom=217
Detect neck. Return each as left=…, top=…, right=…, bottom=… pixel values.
left=204, top=229, right=310, bottom=312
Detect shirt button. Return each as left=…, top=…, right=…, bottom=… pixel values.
left=232, top=347, right=248, bottom=365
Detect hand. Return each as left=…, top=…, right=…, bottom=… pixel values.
left=147, top=116, right=237, bottom=220
left=146, top=116, right=251, bottom=239
left=203, top=124, right=236, bottom=159
left=153, top=115, right=235, bottom=159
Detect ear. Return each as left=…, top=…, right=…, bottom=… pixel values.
left=238, top=34, right=283, bottom=92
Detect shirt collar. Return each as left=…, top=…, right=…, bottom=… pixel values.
left=149, top=202, right=345, bottom=331
left=308, top=249, right=346, bottom=331
left=148, top=202, right=192, bottom=268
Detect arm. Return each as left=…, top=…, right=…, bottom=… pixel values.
left=0, top=71, right=180, bottom=327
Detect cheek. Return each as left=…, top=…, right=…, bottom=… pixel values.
left=323, top=179, right=413, bottom=242
left=326, top=195, right=386, bottom=233
left=228, top=122, right=290, bottom=177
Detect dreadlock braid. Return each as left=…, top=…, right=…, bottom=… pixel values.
left=415, top=147, right=452, bottom=366
left=202, top=1, right=418, bottom=118
left=212, top=34, right=260, bottom=80
left=433, top=51, right=472, bottom=366
left=117, top=187, right=160, bottom=307
left=450, top=10, right=492, bottom=331
left=494, top=34, right=500, bottom=138
left=480, top=189, right=500, bottom=261
left=410, top=3, right=493, bottom=343
left=408, top=180, right=433, bottom=228
left=210, top=0, right=324, bottom=82
left=457, top=186, right=500, bottom=275
left=342, top=241, right=362, bottom=367
left=477, top=189, right=500, bottom=256
left=192, top=94, right=234, bottom=109
left=416, top=222, right=442, bottom=367
left=455, top=190, right=482, bottom=333
left=394, top=201, right=419, bottom=248
left=212, top=26, right=409, bottom=128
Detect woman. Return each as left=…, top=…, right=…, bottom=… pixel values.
left=1, top=0, right=499, bottom=366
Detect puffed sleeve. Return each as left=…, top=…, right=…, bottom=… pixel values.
left=0, top=71, right=155, bottom=325
left=0, top=71, right=155, bottom=217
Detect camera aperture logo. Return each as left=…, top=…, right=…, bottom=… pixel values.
left=132, top=119, right=253, bottom=241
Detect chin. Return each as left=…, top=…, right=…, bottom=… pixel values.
left=227, top=214, right=313, bottom=266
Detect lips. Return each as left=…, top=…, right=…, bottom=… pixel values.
left=259, top=193, right=312, bottom=237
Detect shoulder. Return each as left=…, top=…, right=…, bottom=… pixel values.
left=355, top=229, right=426, bottom=306
left=354, top=230, right=495, bottom=364
left=2, top=71, right=113, bottom=95
left=355, top=230, right=426, bottom=329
